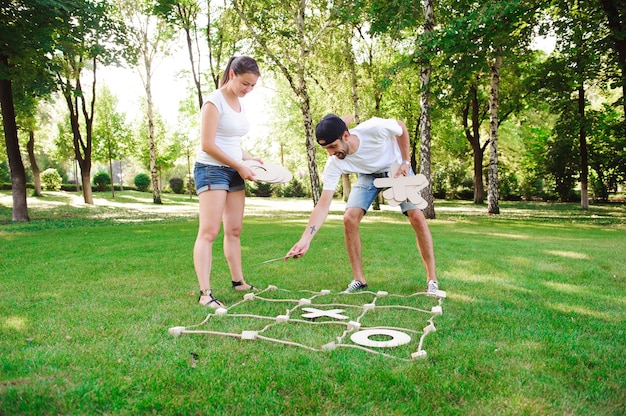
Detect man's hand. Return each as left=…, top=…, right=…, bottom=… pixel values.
left=286, top=240, right=310, bottom=260
left=395, top=163, right=410, bottom=177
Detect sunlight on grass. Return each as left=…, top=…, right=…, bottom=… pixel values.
left=446, top=293, right=478, bottom=303
left=545, top=250, right=589, bottom=259
left=3, top=316, right=28, bottom=331
left=547, top=302, right=614, bottom=321
left=485, top=232, right=530, bottom=239
left=544, top=282, right=588, bottom=295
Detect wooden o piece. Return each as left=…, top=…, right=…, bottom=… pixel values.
left=350, top=329, right=412, bottom=348
left=243, top=160, right=293, bottom=183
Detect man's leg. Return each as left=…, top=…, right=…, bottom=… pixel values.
left=407, top=208, right=437, bottom=284
left=344, top=207, right=366, bottom=283
left=342, top=174, right=379, bottom=292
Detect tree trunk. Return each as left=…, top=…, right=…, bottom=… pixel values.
left=488, top=52, right=501, bottom=215
left=108, top=156, right=115, bottom=198
left=27, top=130, right=42, bottom=197
left=0, top=70, right=29, bottom=221
left=299, top=91, right=321, bottom=204
left=344, top=27, right=359, bottom=205
left=462, top=84, right=486, bottom=204
left=419, top=0, right=435, bottom=219
left=184, top=24, right=203, bottom=110
left=59, top=55, right=95, bottom=205
left=578, top=85, right=589, bottom=209
left=145, top=60, right=161, bottom=205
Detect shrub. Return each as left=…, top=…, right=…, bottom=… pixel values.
left=283, top=178, right=307, bottom=197
left=134, top=173, right=151, bottom=192
left=186, top=175, right=195, bottom=195
left=0, top=160, right=9, bottom=182
left=169, top=177, right=184, bottom=194
left=250, top=181, right=274, bottom=197
left=41, top=168, right=62, bottom=191
left=93, top=171, right=111, bottom=192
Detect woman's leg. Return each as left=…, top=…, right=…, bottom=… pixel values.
left=194, top=189, right=227, bottom=304
left=222, top=190, right=252, bottom=289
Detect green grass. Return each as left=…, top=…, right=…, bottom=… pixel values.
left=1, top=190, right=625, bottom=415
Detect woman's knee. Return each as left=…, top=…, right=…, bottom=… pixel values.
left=224, top=224, right=243, bottom=238
left=197, top=225, right=221, bottom=242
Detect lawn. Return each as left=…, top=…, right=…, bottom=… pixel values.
left=1, top=190, right=625, bottom=415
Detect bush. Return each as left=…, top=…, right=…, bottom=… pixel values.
left=186, top=175, right=195, bottom=195
left=0, top=160, right=9, bottom=182
left=41, top=168, right=62, bottom=191
left=134, top=173, right=151, bottom=192
left=283, top=178, right=307, bottom=197
left=93, top=171, right=111, bottom=192
left=250, top=181, right=274, bottom=197
left=169, top=177, right=184, bottom=194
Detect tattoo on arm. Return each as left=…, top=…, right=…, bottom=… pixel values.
left=309, top=225, right=317, bottom=235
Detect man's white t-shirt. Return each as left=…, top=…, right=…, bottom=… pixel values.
left=195, top=89, right=250, bottom=166
left=322, top=117, right=403, bottom=191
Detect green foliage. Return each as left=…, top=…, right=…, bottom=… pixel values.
left=587, top=105, right=626, bottom=200
left=92, top=171, right=111, bottom=192
left=40, top=168, right=62, bottom=191
left=249, top=181, right=274, bottom=197
left=133, top=173, right=151, bottom=192
left=186, top=174, right=195, bottom=196
left=283, top=177, right=308, bottom=197
left=0, top=160, right=9, bottom=182
left=169, top=177, right=184, bottom=194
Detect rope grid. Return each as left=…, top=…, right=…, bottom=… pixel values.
left=169, top=285, right=446, bottom=362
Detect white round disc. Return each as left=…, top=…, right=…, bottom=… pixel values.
left=350, top=329, right=411, bottom=348
left=243, top=160, right=292, bottom=184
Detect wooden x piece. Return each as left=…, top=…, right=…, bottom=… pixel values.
left=373, top=164, right=429, bottom=208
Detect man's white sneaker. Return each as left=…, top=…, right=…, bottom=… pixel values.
left=341, top=280, right=368, bottom=293
left=427, top=280, right=439, bottom=294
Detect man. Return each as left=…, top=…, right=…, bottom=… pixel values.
left=286, top=114, right=439, bottom=294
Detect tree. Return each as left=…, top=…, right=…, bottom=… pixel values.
left=0, top=0, right=69, bottom=221
left=93, top=85, right=133, bottom=196
left=233, top=0, right=345, bottom=205
left=54, top=0, right=123, bottom=205
left=419, top=0, right=436, bottom=218
left=541, top=0, right=611, bottom=207
left=155, top=0, right=205, bottom=109
left=155, top=0, right=242, bottom=109
left=425, top=0, right=541, bottom=208
left=599, top=0, right=626, bottom=118
left=587, top=103, right=626, bottom=199
left=121, top=0, right=175, bottom=204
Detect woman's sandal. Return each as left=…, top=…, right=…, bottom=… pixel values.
left=231, top=280, right=256, bottom=291
left=198, top=289, right=226, bottom=309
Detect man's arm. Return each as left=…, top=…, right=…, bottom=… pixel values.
left=395, top=120, right=411, bottom=177
left=286, top=189, right=335, bottom=259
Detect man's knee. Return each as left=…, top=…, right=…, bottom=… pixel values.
left=343, top=208, right=364, bottom=229
left=407, top=209, right=427, bottom=229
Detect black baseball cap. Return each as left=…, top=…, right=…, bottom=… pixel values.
left=315, top=114, right=347, bottom=146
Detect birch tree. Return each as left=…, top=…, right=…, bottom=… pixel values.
left=122, top=0, right=175, bottom=204
left=233, top=0, right=343, bottom=204
left=419, top=0, right=435, bottom=218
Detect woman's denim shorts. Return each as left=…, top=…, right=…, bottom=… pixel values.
left=194, top=162, right=245, bottom=194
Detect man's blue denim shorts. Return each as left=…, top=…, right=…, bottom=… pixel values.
left=346, top=171, right=417, bottom=215
left=194, top=162, right=245, bottom=194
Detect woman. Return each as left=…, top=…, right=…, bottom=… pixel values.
left=193, top=56, right=261, bottom=308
